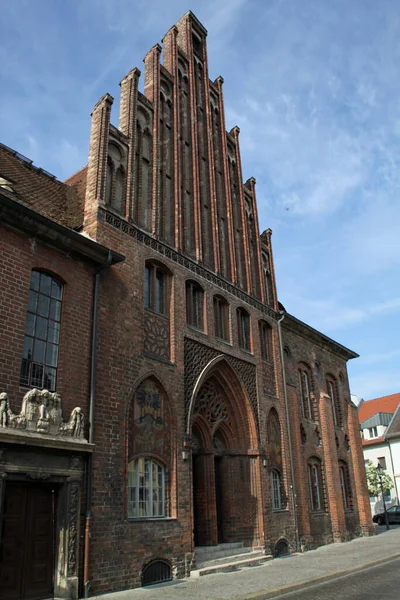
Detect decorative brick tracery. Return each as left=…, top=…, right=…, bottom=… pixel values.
left=193, top=378, right=230, bottom=429
left=184, top=338, right=259, bottom=437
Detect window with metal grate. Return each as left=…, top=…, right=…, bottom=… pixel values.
left=142, top=560, right=172, bottom=587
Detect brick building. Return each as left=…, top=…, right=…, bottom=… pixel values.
left=0, top=11, right=373, bottom=600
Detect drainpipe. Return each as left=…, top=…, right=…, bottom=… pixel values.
left=84, top=250, right=113, bottom=598
left=277, top=311, right=300, bottom=552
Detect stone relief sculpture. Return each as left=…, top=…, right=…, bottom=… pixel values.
left=0, top=389, right=86, bottom=440
left=0, top=392, right=13, bottom=427
left=60, top=407, right=84, bottom=438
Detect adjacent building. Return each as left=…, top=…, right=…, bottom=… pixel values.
left=0, top=12, right=373, bottom=600
left=358, top=393, right=400, bottom=512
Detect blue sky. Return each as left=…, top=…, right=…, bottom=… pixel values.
left=1, top=0, right=399, bottom=401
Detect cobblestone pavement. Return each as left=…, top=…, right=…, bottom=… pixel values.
left=91, top=526, right=400, bottom=600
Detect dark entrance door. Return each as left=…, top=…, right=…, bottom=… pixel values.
left=0, top=482, right=55, bottom=600
left=214, top=457, right=224, bottom=543
left=192, top=453, right=199, bottom=546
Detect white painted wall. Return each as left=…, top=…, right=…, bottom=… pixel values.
left=362, top=442, right=398, bottom=514
left=388, top=439, right=400, bottom=504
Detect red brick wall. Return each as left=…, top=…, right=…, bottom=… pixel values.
left=0, top=224, right=94, bottom=420
left=78, top=215, right=294, bottom=592
left=281, top=322, right=370, bottom=546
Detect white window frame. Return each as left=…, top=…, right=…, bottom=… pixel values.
left=271, top=469, right=281, bottom=510
left=128, top=458, right=165, bottom=518
left=368, top=427, right=378, bottom=439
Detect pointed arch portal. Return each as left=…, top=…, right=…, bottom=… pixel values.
left=189, top=359, right=262, bottom=547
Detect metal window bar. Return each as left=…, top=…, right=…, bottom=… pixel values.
left=142, top=560, right=171, bottom=586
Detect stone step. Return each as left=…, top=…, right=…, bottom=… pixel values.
left=195, top=545, right=250, bottom=563
left=195, top=542, right=244, bottom=556
left=191, top=552, right=273, bottom=577
left=196, top=549, right=265, bottom=569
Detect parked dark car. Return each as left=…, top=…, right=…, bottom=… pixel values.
left=373, top=505, right=400, bottom=525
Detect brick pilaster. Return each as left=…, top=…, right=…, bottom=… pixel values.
left=216, top=77, right=237, bottom=283
left=143, top=44, right=162, bottom=235
left=84, top=93, right=114, bottom=238
left=261, top=229, right=279, bottom=311
left=185, top=21, right=202, bottom=262
left=347, top=405, right=374, bottom=534
left=319, top=392, right=347, bottom=541
left=119, top=67, right=141, bottom=220
left=246, top=177, right=264, bottom=301
left=202, top=46, right=220, bottom=273
left=231, top=127, right=252, bottom=293
left=162, top=26, right=182, bottom=251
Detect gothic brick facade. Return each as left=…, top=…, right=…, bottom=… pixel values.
left=0, top=11, right=373, bottom=600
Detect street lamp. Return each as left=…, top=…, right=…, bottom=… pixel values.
left=376, top=462, right=390, bottom=530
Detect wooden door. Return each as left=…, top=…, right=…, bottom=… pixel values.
left=0, top=482, right=55, bottom=600
left=214, top=457, right=224, bottom=543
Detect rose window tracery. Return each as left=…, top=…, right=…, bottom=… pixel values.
left=193, top=379, right=230, bottom=429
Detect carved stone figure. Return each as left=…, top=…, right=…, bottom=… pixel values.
left=0, top=389, right=87, bottom=442
left=0, top=392, right=11, bottom=427
left=49, top=392, right=63, bottom=427
left=61, top=407, right=85, bottom=439
left=37, top=390, right=51, bottom=433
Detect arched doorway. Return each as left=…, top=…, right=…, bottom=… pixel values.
left=189, top=362, right=261, bottom=548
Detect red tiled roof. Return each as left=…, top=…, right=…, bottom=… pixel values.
left=0, top=143, right=85, bottom=229
left=358, top=393, right=400, bottom=422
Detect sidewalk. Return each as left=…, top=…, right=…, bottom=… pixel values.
left=91, top=526, right=400, bottom=600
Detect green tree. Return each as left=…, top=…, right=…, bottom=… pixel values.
left=365, top=460, right=394, bottom=497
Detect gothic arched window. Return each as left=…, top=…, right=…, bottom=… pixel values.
left=186, top=280, right=204, bottom=329
left=262, top=251, right=273, bottom=306
left=105, top=143, right=126, bottom=214
left=271, top=469, right=282, bottom=510
left=145, top=262, right=170, bottom=316
left=326, top=375, right=342, bottom=427
left=339, top=460, right=353, bottom=510
left=298, top=365, right=313, bottom=420
left=213, top=295, right=229, bottom=341
left=114, top=167, right=125, bottom=213
left=237, top=307, right=251, bottom=351
left=307, top=457, right=325, bottom=512
left=259, top=320, right=272, bottom=361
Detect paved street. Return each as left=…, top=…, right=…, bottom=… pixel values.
left=92, top=526, right=400, bottom=600
left=269, top=556, right=400, bottom=600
